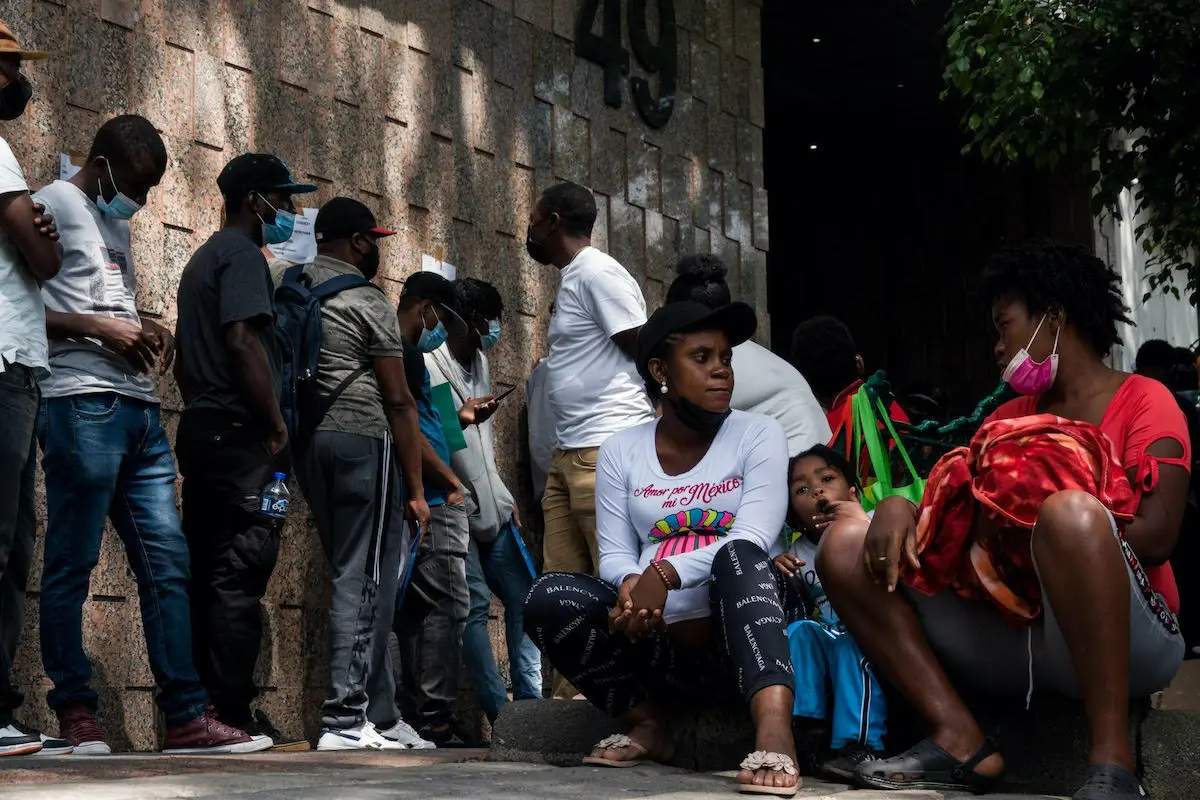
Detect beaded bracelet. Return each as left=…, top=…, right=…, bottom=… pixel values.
left=651, top=560, right=674, bottom=589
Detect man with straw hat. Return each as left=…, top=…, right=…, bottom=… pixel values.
left=0, top=18, right=72, bottom=757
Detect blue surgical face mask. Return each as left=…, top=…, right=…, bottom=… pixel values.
left=96, top=159, right=142, bottom=220
left=257, top=194, right=296, bottom=245
left=480, top=318, right=501, bottom=351
left=418, top=321, right=448, bottom=353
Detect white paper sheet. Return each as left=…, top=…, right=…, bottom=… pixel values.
left=59, top=152, right=84, bottom=181
left=265, top=207, right=319, bottom=264
left=421, top=252, right=456, bottom=280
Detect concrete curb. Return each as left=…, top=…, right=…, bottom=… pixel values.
left=490, top=698, right=1200, bottom=797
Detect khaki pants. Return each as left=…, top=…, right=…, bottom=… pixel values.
left=541, top=447, right=600, bottom=575
left=541, top=446, right=600, bottom=699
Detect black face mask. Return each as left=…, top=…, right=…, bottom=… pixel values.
left=359, top=241, right=381, bottom=281
left=0, top=74, right=33, bottom=121
left=525, top=224, right=553, bottom=265
left=671, top=396, right=732, bottom=437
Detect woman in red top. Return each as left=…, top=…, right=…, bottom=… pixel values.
left=816, top=242, right=1189, bottom=800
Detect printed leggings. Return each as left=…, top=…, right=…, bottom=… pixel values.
left=523, top=539, right=793, bottom=717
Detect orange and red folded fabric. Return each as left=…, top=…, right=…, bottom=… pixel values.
left=903, top=413, right=1136, bottom=626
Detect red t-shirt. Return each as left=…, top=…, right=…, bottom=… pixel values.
left=988, top=375, right=1191, bottom=612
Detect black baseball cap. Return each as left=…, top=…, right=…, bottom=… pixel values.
left=314, top=197, right=396, bottom=243
left=401, top=271, right=469, bottom=336
left=636, top=301, right=758, bottom=383
left=216, top=153, right=317, bottom=202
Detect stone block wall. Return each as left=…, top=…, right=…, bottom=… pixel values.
left=0, top=0, right=767, bottom=749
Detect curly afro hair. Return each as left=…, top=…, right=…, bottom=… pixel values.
left=454, top=277, right=504, bottom=321
left=666, top=254, right=733, bottom=309
left=979, top=240, right=1131, bottom=357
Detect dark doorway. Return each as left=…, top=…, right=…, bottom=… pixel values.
left=761, top=1, right=1093, bottom=415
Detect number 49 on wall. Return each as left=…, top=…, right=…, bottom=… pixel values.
left=575, top=0, right=677, bottom=129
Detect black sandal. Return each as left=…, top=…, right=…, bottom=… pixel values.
left=854, top=737, right=1002, bottom=794
left=1073, top=764, right=1149, bottom=799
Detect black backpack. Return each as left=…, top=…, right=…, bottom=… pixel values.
left=273, top=263, right=379, bottom=447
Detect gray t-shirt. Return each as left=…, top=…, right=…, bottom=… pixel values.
left=33, top=180, right=157, bottom=403
left=176, top=228, right=281, bottom=417
left=268, top=255, right=405, bottom=438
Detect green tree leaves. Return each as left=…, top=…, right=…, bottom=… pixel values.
left=938, top=0, right=1200, bottom=302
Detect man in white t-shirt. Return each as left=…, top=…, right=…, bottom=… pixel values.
left=0, top=23, right=68, bottom=757
left=525, top=182, right=655, bottom=579
left=33, top=115, right=269, bottom=756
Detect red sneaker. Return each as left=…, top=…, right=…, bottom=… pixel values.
left=56, top=704, right=111, bottom=755
left=162, top=709, right=273, bottom=754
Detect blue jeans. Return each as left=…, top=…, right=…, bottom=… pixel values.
left=38, top=394, right=208, bottom=726
left=462, top=522, right=542, bottom=722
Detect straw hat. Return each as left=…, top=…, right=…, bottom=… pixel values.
left=0, top=21, right=48, bottom=60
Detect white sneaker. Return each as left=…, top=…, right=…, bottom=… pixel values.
left=316, top=722, right=387, bottom=751
left=5, top=723, right=73, bottom=756
left=0, top=724, right=42, bottom=757
left=30, top=732, right=74, bottom=756
left=374, top=719, right=436, bottom=750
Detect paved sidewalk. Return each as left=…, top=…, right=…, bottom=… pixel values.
left=0, top=751, right=1062, bottom=799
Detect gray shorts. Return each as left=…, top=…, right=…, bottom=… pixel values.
left=904, top=509, right=1184, bottom=699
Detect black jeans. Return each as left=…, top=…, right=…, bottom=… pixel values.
left=523, top=539, right=794, bottom=717
left=177, top=409, right=287, bottom=725
left=0, top=365, right=38, bottom=721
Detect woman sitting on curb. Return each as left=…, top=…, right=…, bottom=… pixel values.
left=816, top=242, right=1189, bottom=800
left=524, top=301, right=800, bottom=796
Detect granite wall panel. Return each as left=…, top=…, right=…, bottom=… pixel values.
left=6, top=0, right=765, bottom=750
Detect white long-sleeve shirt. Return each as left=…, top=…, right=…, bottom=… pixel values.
left=596, top=410, right=789, bottom=624
left=730, top=341, right=831, bottom=457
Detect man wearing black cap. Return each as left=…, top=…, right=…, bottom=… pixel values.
left=173, top=153, right=316, bottom=740
left=394, top=272, right=474, bottom=746
left=269, top=197, right=434, bottom=750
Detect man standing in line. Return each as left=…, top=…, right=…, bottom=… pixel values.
left=426, top=278, right=543, bottom=724
left=526, top=181, right=654, bottom=699
left=526, top=182, right=654, bottom=576
left=394, top=272, right=473, bottom=746
left=34, top=115, right=269, bottom=754
left=269, top=198, right=433, bottom=750
left=0, top=22, right=67, bottom=756
left=173, top=154, right=314, bottom=744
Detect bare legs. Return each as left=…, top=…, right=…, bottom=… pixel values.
left=1032, top=491, right=1133, bottom=771
left=816, top=516, right=1004, bottom=780
left=737, top=684, right=799, bottom=791
left=816, top=490, right=1137, bottom=781
left=587, top=701, right=674, bottom=763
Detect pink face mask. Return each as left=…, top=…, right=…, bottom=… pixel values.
left=1001, top=314, right=1060, bottom=396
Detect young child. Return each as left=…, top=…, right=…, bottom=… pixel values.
left=774, top=445, right=887, bottom=781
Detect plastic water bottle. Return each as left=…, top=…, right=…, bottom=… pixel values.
left=259, top=473, right=290, bottom=519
